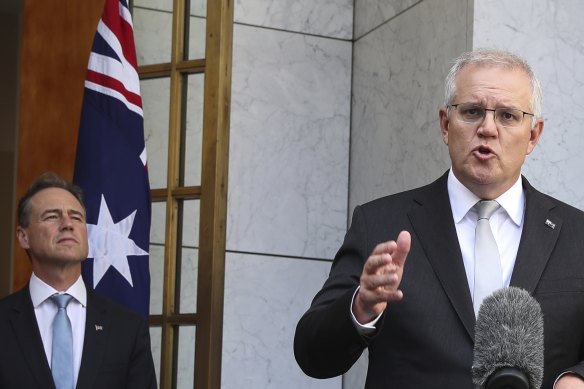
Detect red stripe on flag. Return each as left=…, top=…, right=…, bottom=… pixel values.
left=87, top=69, right=142, bottom=108
left=101, top=0, right=139, bottom=70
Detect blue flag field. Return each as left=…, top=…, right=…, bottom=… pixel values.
left=73, top=0, right=151, bottom=317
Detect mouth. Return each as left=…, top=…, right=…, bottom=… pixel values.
left=473, top=145, right=495, bottom=158
left=57, top=237, right=78, bottom=244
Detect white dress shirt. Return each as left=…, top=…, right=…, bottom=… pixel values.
left=351, top=170, right=525, bottom=331
left=29, top=273, right=87, bottom=387
left=448, top=170, right=524, bottom=296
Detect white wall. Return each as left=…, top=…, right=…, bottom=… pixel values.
left=474, top=0, right=584, bottom=209
left=223, top=1, right=352, bottom=387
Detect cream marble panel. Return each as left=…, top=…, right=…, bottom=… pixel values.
left=134, top=7, right=206, bottom=65
left=184, top=74, right=204, bottom=187
left=473, top=0, right=584, bottom=209
left=150, top=201, right=166, bottom=245
left=234, top=0, right=352, bottom=39
left=228, top=24, right=351, bottom=259
left=178, top=247, right=198, bottom=313
left=149, top=327, right=162, bottom=388
left=177, top=326, right=196, bottom=388
left=133, top=7, right=173, bottom=66
left=222, top=252, right=341, bottom=389
left=142, top=77, right=170, bottom=190
left=350, top=0, right=470, bottom=211
left=133, top=0, right=172, bottom=12
left=133, top=0, right=205, bottom=16
left=149, top=244, right=164, bottom=315
left=354, top=0, right=419, bottom=40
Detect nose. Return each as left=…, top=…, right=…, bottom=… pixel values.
left=59, top=215, right=74, bottom=231
left=477, top=109, right=498, bottom=137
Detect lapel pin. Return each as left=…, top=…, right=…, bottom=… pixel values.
left=95, top=325, right=103, bottom=331
left=545, top=219, right=556, bottom=229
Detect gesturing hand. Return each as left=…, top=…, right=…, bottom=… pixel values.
left=352, top=230, right=411, bottom=324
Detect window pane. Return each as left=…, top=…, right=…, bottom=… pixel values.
left=149, top=326, right=162, bottom=388
left=191, top=0, right=206, bottom=17
left=150, top=201, right=166, bottom=245
left=142, top=77, right=170, bottom=189
left=177, top=246, right=198, bottom=314
left=187, top=10, right=206, bottom=60
left=134, top=0, right=172, bottom=12
left=183, top=73, right=204, bottom=186
left=176, top=326, right=196, bottom=389
left=134, top=7, right=173, bottom=66
left=149, top=244, right=165, bottom=315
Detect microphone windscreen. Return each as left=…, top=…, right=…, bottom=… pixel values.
left=472, top=287, right=544, bottom=389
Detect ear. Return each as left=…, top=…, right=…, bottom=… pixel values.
left=16, top=226, right=30, bottom=250
left=439, top=107, right=450, bottom=145
left=526, top=118, right=544, bottom=155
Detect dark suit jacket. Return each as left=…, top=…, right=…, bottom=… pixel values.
left=294, top=172, right=584, bottom=388
left=0, top=284, right=157, bottom=389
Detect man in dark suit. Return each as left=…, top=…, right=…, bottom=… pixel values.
left=294, top=49, right=584, bottom=388
left=0, top=172, right=157, bottom=389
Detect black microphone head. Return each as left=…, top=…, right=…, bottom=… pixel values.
left=472, top=287, right=544, bottom=389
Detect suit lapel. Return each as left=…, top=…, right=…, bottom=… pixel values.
left=408, top=173, right=476, bottom=340
left=76, top=291, right=110, bottom=389
left=510, top=178, right=561, bottom=292
left=8, top=287, right=56, bottom=389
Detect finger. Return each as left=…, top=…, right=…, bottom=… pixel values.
left=392, top=230, right=411, bottom=268
left=370, top=240, right=397, bottom=256
left=359, top=285, right=404, bottom=305
left=363, top=253, right=391, bottom=274
left=362, top=272, right=400, bottom=290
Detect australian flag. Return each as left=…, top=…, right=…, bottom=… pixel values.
left=73, top=0, right=151, bottom=317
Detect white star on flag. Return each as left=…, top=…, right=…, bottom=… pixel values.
left=87, top=195, right=148, bottom=287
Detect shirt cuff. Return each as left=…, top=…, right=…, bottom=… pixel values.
left=554, top=371, right=582, bottom=387
left=350, top=286, right=383, bottom=335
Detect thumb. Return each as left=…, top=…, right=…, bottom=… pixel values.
left=393, top=230, right=411, bottom=268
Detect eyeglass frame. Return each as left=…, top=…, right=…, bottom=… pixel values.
left=447, top=103, right=535, bottom=128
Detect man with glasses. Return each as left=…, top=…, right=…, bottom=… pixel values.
left=295, top=49, right=584, bottom=388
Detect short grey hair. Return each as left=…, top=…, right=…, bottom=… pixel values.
left=444, top=48, right=542, bottom=128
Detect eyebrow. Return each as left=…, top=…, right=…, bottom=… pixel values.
left=41, top=208, right=86, bottom=220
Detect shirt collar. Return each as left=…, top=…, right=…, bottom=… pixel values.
left=29, top=272, right=87, bottom=308
left=447, top=169, right=525, bottom=226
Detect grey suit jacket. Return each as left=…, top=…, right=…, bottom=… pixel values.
left=295, top=171, right=584, bottom=388
left=0, top=284, right=157, bottom=389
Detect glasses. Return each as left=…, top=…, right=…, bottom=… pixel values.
left=448, top=103, right=534, bottom=128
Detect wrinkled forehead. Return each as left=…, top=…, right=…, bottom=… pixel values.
left=28, top=187, right=86, bottom=216
left=455, top=64, right=532, bottom=101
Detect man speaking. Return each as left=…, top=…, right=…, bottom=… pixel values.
left=294, top=49, right=584, bottom=388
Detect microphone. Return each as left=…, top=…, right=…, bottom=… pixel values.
left=472, top=287, right=544, bottom=389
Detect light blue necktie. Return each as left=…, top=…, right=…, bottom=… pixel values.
left=473, top=200, right=503, bottom=316
left=50, top=293, right=74, bottom=389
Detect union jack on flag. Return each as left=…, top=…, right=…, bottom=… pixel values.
left=73, top=0, right=151, bottom=317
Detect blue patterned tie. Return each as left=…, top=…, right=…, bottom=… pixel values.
left=50, top=294, right=74, bottom=389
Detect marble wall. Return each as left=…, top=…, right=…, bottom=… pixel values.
left=473, top=0, right=584, bottom=210
left=351, top=0, right=470, bottom=211
left=136, top=0, right=352, bottom=388
left=224, top=1, right=352, bottom=387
